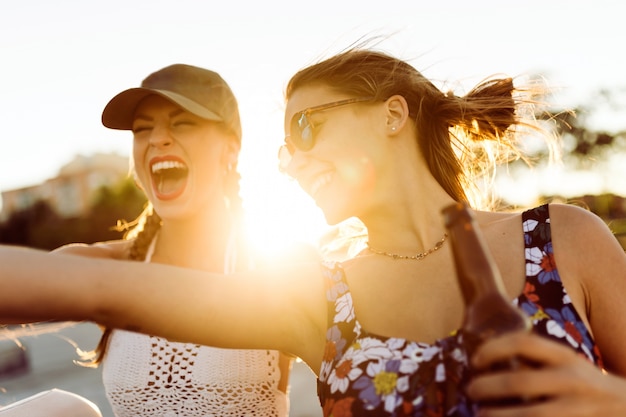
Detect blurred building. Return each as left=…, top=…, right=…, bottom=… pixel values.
left=0, top=153, right=130, bottom=222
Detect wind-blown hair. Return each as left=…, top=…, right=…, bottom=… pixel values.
left=285, top=47, right=558, bottom=210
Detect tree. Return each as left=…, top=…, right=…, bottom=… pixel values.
left=0, top=200, right=60, bottom=248
left=538, top=87, right=626, bottom=167
left=0, top=177, right=147, bottom=250
left=87, top=177, right=147, bottom=242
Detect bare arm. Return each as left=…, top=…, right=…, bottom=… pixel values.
left=51, top=239, right=130, bottom=259
left=0, top=241, right=126, bottom=324
left=468, top=203, right=626, bottom=415
left=0, top=244, right=328, bottom=370
left=549, top=203, right=626, bottom=375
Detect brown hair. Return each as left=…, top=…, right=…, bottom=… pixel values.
left=285, top=48, right=554, bottom=209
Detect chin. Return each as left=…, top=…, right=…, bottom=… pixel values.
left=151, top=204, right=188, bottom=221
left=319, top=202, right=351, bottom=226
left=316, top=188, right=365, bottom=225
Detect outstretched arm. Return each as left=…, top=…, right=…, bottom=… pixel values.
left=0, top=244, right=327, bottom=368
left=0, top=241, right=126, bottom=324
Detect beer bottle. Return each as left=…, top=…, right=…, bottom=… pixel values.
left=442, top=202, right=531, bottom=405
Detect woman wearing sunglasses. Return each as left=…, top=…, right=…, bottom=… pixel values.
left=2, top=48, right=626, bottom=416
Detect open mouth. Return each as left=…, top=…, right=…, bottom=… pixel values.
left=150, top=158, right=189, bottom=200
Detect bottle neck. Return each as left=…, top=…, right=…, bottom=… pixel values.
left=442, top=203, right=506, bottom=305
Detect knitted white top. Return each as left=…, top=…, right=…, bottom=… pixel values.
left=101, top=235, right=288, bottom=416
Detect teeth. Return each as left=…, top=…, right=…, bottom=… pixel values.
left=151, top=160, right=186, bottom=173
left=310, top=173, right=332, bottom=198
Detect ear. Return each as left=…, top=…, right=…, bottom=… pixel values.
left=221, top=140, right=241, bottom=171
left=384, top=95, right=410, bottom=136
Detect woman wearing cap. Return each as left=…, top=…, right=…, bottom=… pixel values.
left=2, top=47, right=626, bottom=416
left=53, top=64, right=294, bottom=416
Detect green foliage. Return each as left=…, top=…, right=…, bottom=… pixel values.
left=538, top=88, right=626, bottom=168
left=0, top=177, right=147, bottom=250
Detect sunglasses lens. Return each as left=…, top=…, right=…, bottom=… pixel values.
left=300, top=124, right=314, bottom=150
left=291, top=112, right=315, bottom=152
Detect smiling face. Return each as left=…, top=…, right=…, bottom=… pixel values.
left=283, top=85, right=383, bottom=225
left=132, top=95, right=238, bottom=221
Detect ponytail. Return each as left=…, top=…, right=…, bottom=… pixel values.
left=286, top=47, right=556, bottom=210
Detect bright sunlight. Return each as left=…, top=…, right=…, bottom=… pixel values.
left=240, top=160, right=331, bottom=257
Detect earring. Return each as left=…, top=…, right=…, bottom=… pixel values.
left=391, top=126, right=397, bottom=131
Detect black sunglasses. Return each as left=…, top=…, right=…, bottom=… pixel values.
left=278, top=97, right=374, bottom=171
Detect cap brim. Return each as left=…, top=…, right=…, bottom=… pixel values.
left=101, top=88, right=224, bottom=130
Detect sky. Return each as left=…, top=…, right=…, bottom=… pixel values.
left=1, top=0, right=625, bottom=245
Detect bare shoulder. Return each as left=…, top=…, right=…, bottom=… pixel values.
left=547, top=203, right=620, bottom=252
left=474, top=203, right=626, bottom=373
left=52, top=239, right=132, bottom=260
left=545, top=202, right=625, bottom=285
left=548, top=202, right=607, bottom=227
left=548, top=203, right=626, bottom=373
left=546, top=202, right=624, bottom=287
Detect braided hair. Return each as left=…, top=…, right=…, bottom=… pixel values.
left=79, top=142, right=245, bottom=366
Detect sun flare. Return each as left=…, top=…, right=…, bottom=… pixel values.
left=240, top=168, right=330, bottom=258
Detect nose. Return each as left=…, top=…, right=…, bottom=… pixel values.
left=148, top=125, right=173, bottom=148
left=278, top=146, right=293, bottom=173
left=283, top=148, right=309, bottom=178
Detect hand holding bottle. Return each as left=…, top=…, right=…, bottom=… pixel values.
left=442, top=202, right=531, bottom=406
left=466, top=330, right=626, bottom=416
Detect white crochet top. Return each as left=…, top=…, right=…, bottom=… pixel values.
left=101, top=235, right=288, bottom=416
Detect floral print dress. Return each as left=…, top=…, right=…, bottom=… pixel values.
left=317, top=205, right=604, bottom=416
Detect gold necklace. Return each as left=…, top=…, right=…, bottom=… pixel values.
left=366, top=233, right=448, bottom=260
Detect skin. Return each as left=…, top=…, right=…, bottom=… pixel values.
left=54, top=95, right=292, bottom=393
left=468, top=332, right=626, bottom=416
left=1, top=85, right=626, bottom=414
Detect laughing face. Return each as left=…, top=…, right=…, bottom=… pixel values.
left=283, top=86, right=380, bottom=225
left=131, top=95, right=237, bottom=220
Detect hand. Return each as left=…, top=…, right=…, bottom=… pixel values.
left=466, top=331, right=626, bottom=417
